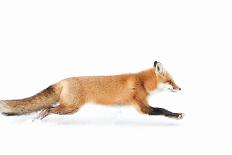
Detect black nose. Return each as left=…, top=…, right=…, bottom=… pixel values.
left=179, top=88, right=181, bottom=91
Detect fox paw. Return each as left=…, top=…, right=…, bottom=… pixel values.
left=176, top=113, right=185, bottom=120
left=34, top=109, right=50, bottom=120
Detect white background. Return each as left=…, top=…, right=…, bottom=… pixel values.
left=0, top=0, right=231, bottom=155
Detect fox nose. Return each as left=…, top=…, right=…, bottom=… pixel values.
left=179, top=88, right=181, bottom=91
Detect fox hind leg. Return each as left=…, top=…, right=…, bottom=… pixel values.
left=36, top=109, right=51, bottom=120
left=36, top=103, right=82, bottom=120
left=49, top=103, right=80, bottom=115
left=36, top=99, right=84, bottom=120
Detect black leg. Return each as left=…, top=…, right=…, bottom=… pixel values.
left=147, top=107, right=184, bottom=119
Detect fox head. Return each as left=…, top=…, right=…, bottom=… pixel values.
left=154, top=61, right=181, bottom=92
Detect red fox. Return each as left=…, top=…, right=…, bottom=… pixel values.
left=0, top=61, right=184, bottom=120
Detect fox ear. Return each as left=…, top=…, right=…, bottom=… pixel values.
left=154, top=61, right=165, bottom=76
left=154, top=61, right=159, bottom=67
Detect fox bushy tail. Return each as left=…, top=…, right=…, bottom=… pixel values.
left=0, top=85, right=61, bottom=116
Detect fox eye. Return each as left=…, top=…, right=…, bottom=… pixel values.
left=168, top=80, right=172, bottom=84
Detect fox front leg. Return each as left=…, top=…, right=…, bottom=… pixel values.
left=134, top=98, right=184, bottom=120
left=146, top=107, right=185, bottom=119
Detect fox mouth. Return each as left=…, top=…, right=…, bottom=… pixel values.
left=168, top=87, right=181, bottom=92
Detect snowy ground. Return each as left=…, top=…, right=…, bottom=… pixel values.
left=0, top=0, right=232, bottom=155
left=0, top=104, right=191, bottom=155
